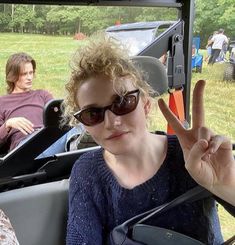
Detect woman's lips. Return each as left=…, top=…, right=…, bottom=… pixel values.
left=106, top=131, right=129, bottom=140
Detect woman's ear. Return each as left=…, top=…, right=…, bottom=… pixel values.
left=143, top=98, right=151, bottom=116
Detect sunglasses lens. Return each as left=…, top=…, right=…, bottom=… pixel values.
left=74, top=90, right=140, bottom=126
left=112, top=94, right=138, bottom=115
left=79, top=108, right=103, bottom=126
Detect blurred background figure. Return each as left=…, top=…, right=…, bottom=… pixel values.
left=208, top=28, right=228, bottom=65
left=205, top=31, right=218, bottom=63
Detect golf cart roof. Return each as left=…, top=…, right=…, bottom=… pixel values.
left=106, top=21, right=176, bottom=32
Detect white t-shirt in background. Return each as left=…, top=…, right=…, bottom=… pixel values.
left=211, top=33, right=228, bottom=49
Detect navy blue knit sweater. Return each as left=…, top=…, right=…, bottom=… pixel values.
left=66, top=135, right=225, bottom=245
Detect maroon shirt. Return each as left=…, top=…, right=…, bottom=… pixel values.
left=0, top=90, right=53, bottom=150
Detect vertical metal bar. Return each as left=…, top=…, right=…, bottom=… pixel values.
left=180, top=0, right=195, bottom=125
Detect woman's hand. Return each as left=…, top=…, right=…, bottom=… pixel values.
left=5, top=117, right=34, bottom=135
left=158, top=80, right=235, bottom=206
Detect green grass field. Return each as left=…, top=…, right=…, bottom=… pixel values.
left=0, top=33, right=84, bottom=97
left=0, top=33, right=234, bottom=240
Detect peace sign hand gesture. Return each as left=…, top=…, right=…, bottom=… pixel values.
left=158, top=80, right=235, bottom=206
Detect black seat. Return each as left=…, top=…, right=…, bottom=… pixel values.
left=0, top=140, right=10, bottom=157
left=0, top=99, right=70, bottom=178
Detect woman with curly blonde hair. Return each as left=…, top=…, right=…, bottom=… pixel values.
left=65, top=35, right=235, bottom=245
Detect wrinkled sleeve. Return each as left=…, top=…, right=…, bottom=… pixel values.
left=66, top=158, right=103, bottom=245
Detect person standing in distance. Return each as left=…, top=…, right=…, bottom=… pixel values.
left=208, top=28, right=228, bottom=65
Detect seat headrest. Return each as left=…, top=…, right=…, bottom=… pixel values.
left=43, top=99, right=63, bottom=127
left=131, top=56, right=168, bottom=96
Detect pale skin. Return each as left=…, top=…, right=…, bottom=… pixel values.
left=158, top=79, right=235, bottom=206
left=78, top=76, right=235, bottom=206
left=5, top=62, right=35, bottom=135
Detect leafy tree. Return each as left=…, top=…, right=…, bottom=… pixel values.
left=34, top=5, right=51, bottom=33
left=217, top=0, right=235, bottom=38
left=11, top=5, right=35, bottom=33
left=0, top=12, right=11, bottom=31
left=135, top=7, right=178, bottom=22
left=0, top=2, right=234, bottom=41
left=194, top=0, right=234, bottom=46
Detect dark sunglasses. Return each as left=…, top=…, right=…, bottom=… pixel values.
left=74, top=89, right=140, bottom=126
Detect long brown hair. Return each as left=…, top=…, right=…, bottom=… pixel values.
left=5, top=52, right=36, bottom=94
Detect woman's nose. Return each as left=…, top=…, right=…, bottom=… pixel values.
left=104, top=110, right=122, bottom=128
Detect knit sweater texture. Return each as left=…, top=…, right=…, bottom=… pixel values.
left=67, top=135, right=226, bottom=245
left=0, top=90, right=53, bottom=150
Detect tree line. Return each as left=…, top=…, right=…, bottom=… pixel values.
left=194, top=0, right=234, bottom=46
left=0, top=5, right=177, bottom=35
left=0, top=1, right=234, bottom=45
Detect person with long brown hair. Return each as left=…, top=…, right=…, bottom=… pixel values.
left=0, top=52, right=53, bottom=151
left=0, top=52, right=83, bottom=155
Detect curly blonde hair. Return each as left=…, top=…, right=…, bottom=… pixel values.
left=62, top=33, right=153, bottom=126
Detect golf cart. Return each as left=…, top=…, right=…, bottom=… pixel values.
left=0, top=1, right=233, bottom=245
left=0, top=1, right=192, bottom=190
left=0, top=1, right=193, bottom=244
